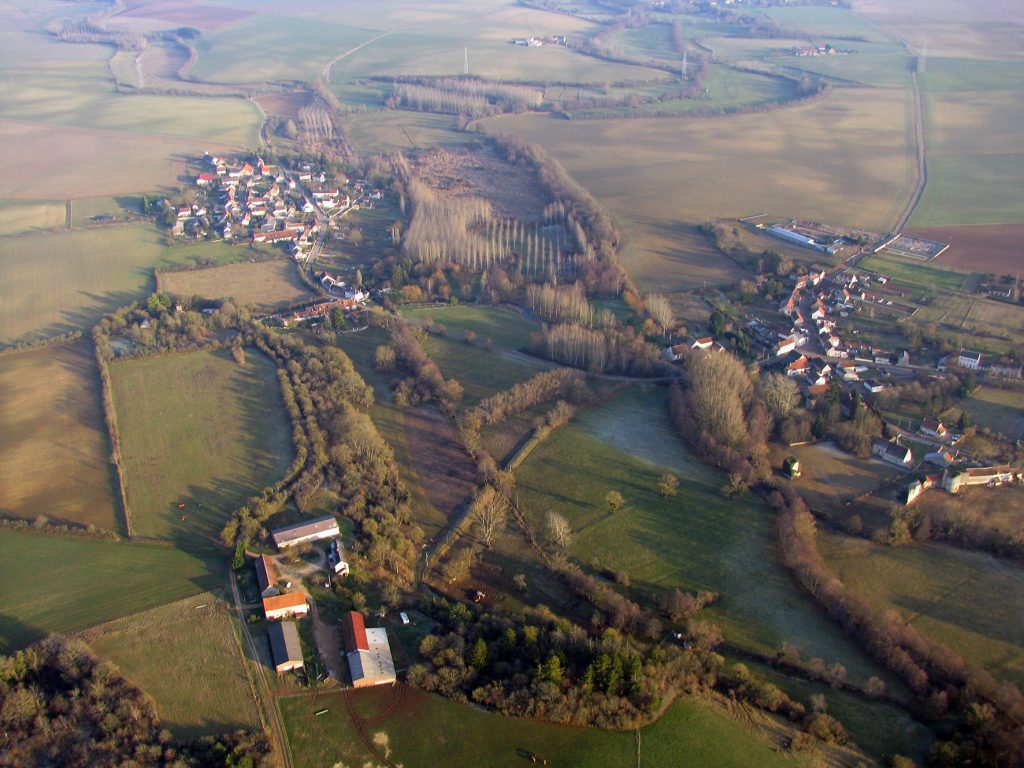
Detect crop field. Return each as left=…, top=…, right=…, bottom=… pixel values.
left=821, top=533, right=1024, bottom=689
left=912, top=224, right=1024, bottom=273
left=0, top=528, right=222, bottom=654
left=515, top=386, right=888, bottom=682
left=81, top=593, right=259, bottom=739
left=110, top=349, right=293, bottom=545
left=160, top=259, right=312, bottom=310
left=399, top=305, right=540, bottom=350
left=0, top=198, right=67, bottom=234
left=421, top=334, right=555, bottom=406
left=279, top=686, right=810, bottom=768
left=483, top=86, right=914, bottom=295
left=0, top=225, right=165, bottom=346
left=858, top=252, right=969, bottom=291
left=345, top=110, right=479, bottom=155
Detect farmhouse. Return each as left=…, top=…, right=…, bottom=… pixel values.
left=270, top=516, right=340, bottom=549
left=872, top=438, right=912, bottom=467
left=267, top=621, right=304, bottom=673
left=943, top=465, right=1021, bottom=494
left=254, top=554, right=280, bottom=598
left=920, top=418, right=948, bottom=440
left=958, top=350, right=983, bottom=370
left=341, top=611, right=396, bottom=688
left=262, top=592, right=309, bottom=621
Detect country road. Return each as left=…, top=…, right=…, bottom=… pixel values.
left=894, top=60, right=927, bottom=232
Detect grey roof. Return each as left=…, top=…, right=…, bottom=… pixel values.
left=270, top=516, right=339, bottom=546
left=268, top=621, right=303, bottom=668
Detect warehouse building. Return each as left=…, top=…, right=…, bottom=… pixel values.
left=268, top=621, right=304, bottom=673
left=340, top=611, right=396, bottom=688
left=270, top=516, right=340, bottom=549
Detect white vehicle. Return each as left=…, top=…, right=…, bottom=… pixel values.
left=400, top=612, right=410, bottom=625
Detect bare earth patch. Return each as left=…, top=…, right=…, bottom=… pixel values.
left=908, top=224, right=1024, bottom=274
left=402, top=406, right=477, bottom=525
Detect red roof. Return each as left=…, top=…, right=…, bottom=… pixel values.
left=262, top=592, right=308, bottom=614
left=341, top=611, right=368, bottom=652
left=197, top=172, right=215, bottom=182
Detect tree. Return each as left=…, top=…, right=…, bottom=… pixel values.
left=282, top=118, right=298, bottom=139
left=645, top=293, right=674, bottom=332
left=658, top=473, right=679, bottom=498
left=547, top=511, right=573, bottom=549
left=605, top=490, right=625, bottom=514
left=231, top=540, right=246, bottom=569
left=349, top=228, right=364, bottom=247
left=513, top=572, right=527, bottom=591
left=759, top=373, right=799, bottom=421
left=473, top=493, right=507, bottom=548
left=468, top=637, right=488, bottom=668
left=373, top=345, right=396, bottom=372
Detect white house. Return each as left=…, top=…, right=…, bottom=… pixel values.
left=270, top=516, right=340, bottom=549
left=958, top=350, right=983, bottom=370
left=872, top=439, right=912, bottom=467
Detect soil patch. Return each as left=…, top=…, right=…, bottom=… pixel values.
left=402, top=406, right=476, bottom=522
left=908, top=224, right=1024, bottom=274
left=254, top=91, right=315, bottom=119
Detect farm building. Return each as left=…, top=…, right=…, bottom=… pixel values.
left=920, top=418, right=948, bottom=440
left=872, top=439, right=912, bottom=467
left=958, top=350, right=983, bottom=370
left=942, top=465, right=1021, bottom=494
left=254, top=554, right=280, bottom=598
left=329, top=539, right=349, bottom=576
left=268, top=621, right=304, bottom=673
left=262, top=592, right=309, bottom=621
left=340, top=611, right=396, bottom=688
left=271, top=516, right=340, bottom=549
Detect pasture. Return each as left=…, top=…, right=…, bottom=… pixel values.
left=159, top=259, right=313, bottom=310
left=515, top=386, right=889, bottom=683
left=778, top=442, right=899, bottom=515
left=858, top=252, right=969, bottom=291
left=821, top=533, right=1024, bottom=690
left=958, top=386, right=1024, bottom=438
left=0, top=343, right=119, bottom=532
left=0, top=198, right=66, bottom=234
left=110, top=349, right=294, bottom=545
left=0, top=225, right=164, bottom=346
left=0, top=528, right=222, bottom=654
left=399, top=305, right=540, bottom=349
left=158, top=240, right=266, bottom=270
left=279, top=686, right=810, bottom=768
left=345, top=110, right=478, bottom=155
left=483, top=86, right=915, bottom=293
left=81, top=593, right=259, bottom=739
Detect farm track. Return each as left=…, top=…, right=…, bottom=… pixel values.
left=322, top=30, right=394, bottom=85
left=894, top=63, right=927, bottom=232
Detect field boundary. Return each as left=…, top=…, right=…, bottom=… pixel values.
left=94, top=331, right=134, bottom=538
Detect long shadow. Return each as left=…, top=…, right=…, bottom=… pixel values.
left=0, top=612, right=47, bottom=655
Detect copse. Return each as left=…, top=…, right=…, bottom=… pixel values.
left=684, top=351, right=753, bottom=448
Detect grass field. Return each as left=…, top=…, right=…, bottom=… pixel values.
left=858, top=252, right=969, bottom=291
left=280, top=686, right=811, bottom=768
left=959, top=386, right=1024, bottom=438
left=0, top=198, right=67, bottom=234
left=0, top=225, right=164, bottom=345
left=110, top=349, right=294, bottom=545
left=515, top=386, right=889, bottom=683
left=779, top=442, right=900, bottom=514
left=399, top=305, right=540, bottom=349
left=345, top=110, right=480, bottom=155
left=0, top=528, right=222, bottom=654
left=422, top=334, right=555, bottom=406
left=158, top=240, right=268, bottom=270
left=0, top=342, right=120, bottom=532
left=159, top=259, right=313, bottom=310
left=81, top=593, right=259, bottom=739
left=821, top=533, right=1024, bottom=689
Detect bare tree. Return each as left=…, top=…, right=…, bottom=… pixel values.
left=473, top=493, right=508, bottom=548
left=547, top=511, right=573, bottom=550
left=645, top=293, right=674, bottom=331
left=758, top=372, right=799, bottom=421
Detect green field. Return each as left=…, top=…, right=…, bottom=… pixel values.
left=280, top=686, right=811, bottom=768
left=158, top=240, right=267, bottom=271
left=858, top=252, right=969, bottom=291
left=821, top=533, right=1024, bottom=689
left=515, top=387, right=890, bottom=684
left=399, top=305, right=540, bottom=349
left=82, top=593, right=258, bottom=739
left=959, top=386, right=1024, bottom=438
left=0, top=342, right=120, bottom=532
left=160, top=259, right=313, bottom=311
left=345, top=110, right=480, bottom=155
left=0, top=198, right=66, bottom=234
left=110, top=349, right=294, bottom=545
left=422, top=333, right=554, bottom=405
left=0, top=225, right=164, bottom=345
left=0, top=528, right=222, bottom=654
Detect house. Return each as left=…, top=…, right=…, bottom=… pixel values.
left=328, top=539, right=349, bottom=576
left=862, top=379, right=887, bottom=394
left=920, top=418, right=948, bottom=440
left=872, top=439, right=912, bottom=467
left=271, top=516, right=340, bottom=549
left=786, top=355, right=809, bottom=377
left=924, top=451, right=954, bottom=468
left=254, top=554, right=280, bottom=598
left=196, top=172, right=216, bottom=186
left=262, top=592, right=309, bottom=621
left=989, top=362, right=1023, bottom=380
left=341, top=611, right=396, bottom=688
left=958, top=349, right=983, bottom=370
left=943, top=465, right=1020, bottom=494
left=903, top=472, right=941, bottom=505
left=775, top=337, right=798, bottom=356
left=267, top=621, right=304, bottom=673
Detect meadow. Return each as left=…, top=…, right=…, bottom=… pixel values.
left=779, top=442, right=899, bottom=515
left=279, top=686, right=811, bottom=768
left=515, top=386, right=890, bottom=684
left=820, top=533, right=1024, bottom=689
left=0, top=528, right=222, bottom=654
left=159, top=259, right=313, bottom=310
left=0, top=225, right=165, bottom=345
left=0, top=342, right=120, bottom=532
left=483, top=85, right=915, bottom=294
left=399, top=305, right=540, bottom=349
left=0, top=198, right=67, bottom=234
left=81, top=593, right=259, bottom=739
left=858, top=252, right=969, bottom=291
left=958, top=386, right=1024, bottom=438
left=110, top=349, right=294, bottom=545
left=158, top=240, right=269, bottom=270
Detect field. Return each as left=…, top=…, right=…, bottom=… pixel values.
left=0, top=198, right=67, bottom=234
left=158, top=240, right=268, bottom=270
left=0, top=342, right=120, bottom=532
left=515, top=386, right=889, bottom=683
left=159, top=259, right=313, bottom=310
left=345, top=110, right=479, bottom=155
left=910, top=224, right=1024, bottom=274
left=0, top=528, right=222, bottom=654
left=483, top=86, right=915, bottom=295
left=958, top=386, right=1024, bottom=438
left=821, top=533, right=1024, bottom=689
left=110, top=349, right=294, bottom=545
left=81, top=593, right=259, bottom=739
left=422, top=333, right=554, bottom=406
left=0, top=225, right=165, bottom=345
left=858, top=252, right=969, bottom=291
left=399, top=305, right=540, bottom=350
left=779, top=442, right=900, bottom=514
left=280, top=686, right=811, bottom=768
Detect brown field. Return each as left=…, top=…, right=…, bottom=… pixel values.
left=413, top=147, right=550, bottom=220
left=160, top=259, right=313, bottom=310
left=403, top=406, right=477, bottom=535
left=118, top=0, right=253, bottom=29
left=0, top=343, right=120, bottom=532
left=909, top=224, right=1024, bottom=273
left=253, top=91, right=315, bottom=119
left=777, top=441, right=902, bottom=514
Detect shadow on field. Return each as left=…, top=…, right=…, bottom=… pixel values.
left=58, top=288, right=149, bottom=339
left=0, top=612, right=46, bottom=655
